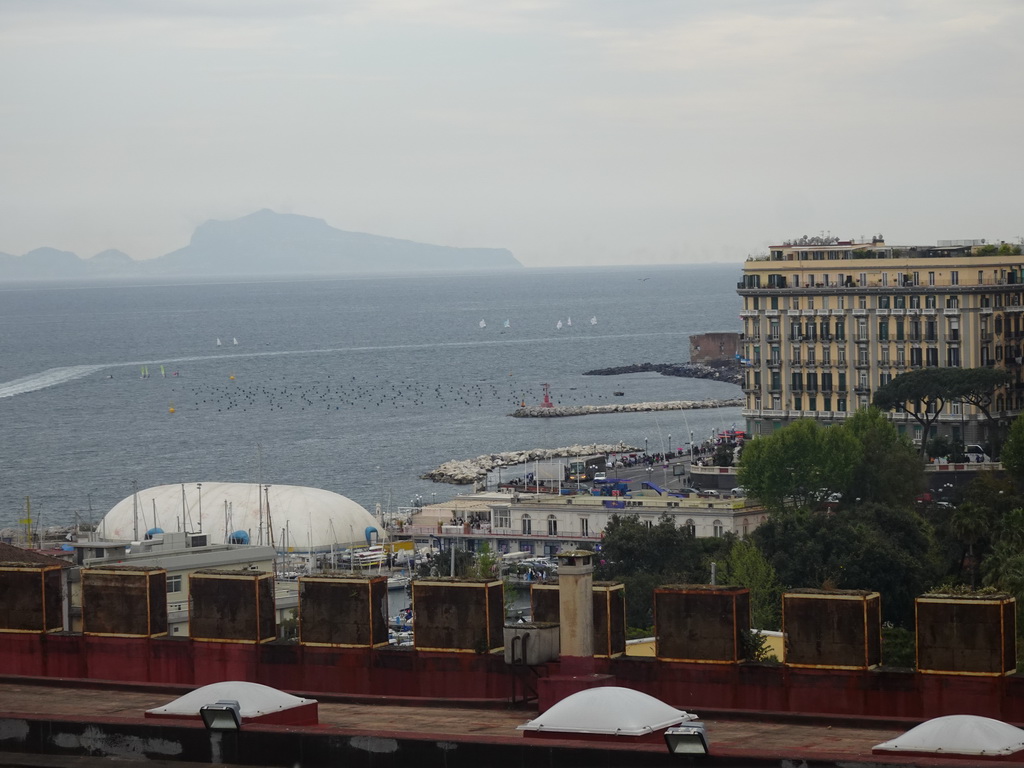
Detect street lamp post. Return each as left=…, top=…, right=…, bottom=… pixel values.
left=644, top=437, right=648, bottom=456
left=668, top=434, right=672, bottom=458
left=197, top=483, right=203, bottom=533
left=690, top=430, right=695, bottom=468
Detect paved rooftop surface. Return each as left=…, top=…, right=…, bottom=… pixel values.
left=0, top=678, right=1021, bottom=767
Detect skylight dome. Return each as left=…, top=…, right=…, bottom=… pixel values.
left=874, top=715, right=1024, bottom=757
left=519, top=686, right=696, bottom=736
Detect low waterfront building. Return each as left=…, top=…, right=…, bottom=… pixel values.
left=408, top=488, right=766, bottom=557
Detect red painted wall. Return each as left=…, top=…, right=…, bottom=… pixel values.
left=2, top=632, right=1023, bottom=720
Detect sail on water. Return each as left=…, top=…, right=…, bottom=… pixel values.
left=479, top=319, right=486, bottom=329
left=556, top=320, right=563, bottom=329
left=503, top=319, right=510, bottom=329
left=590, top=316, right=597, bottom=325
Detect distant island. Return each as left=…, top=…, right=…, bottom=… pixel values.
left=0, top=210, right=522, bottom=281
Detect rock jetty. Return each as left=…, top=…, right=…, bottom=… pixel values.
left=511, top=398, right=742, bottom=418
left=422, top=443, right=636, bottom=486
left=583, top=360, right=742, bottom=386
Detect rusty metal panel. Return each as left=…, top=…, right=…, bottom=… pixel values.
left=530, top=580, right=626, bottom=658
left=529, top=582, right=559, bottom=624
left=917, top=594, right=1016, bottom=676
left=82, top=566, right=167, bottom=637
left=298, top=575, right=388, bottom=647
left=599, top=583, right=627, bottom=658
left=654, top=585, right=750, bottom=663
left=413, top=578, right=504, bottom=653
left=0, top=564, right=64, bottom=633
left=783, top=589, right=881, bottom=670
left=190, top=570, right=276, bottom=643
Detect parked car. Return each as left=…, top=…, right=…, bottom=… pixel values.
left=593, top=471, right=607, bottom=481
left=964, top=444, right=990, bottom=463
left=731, top=487, right=746, bottom=497
left=678, top=487, right=701, bottom=495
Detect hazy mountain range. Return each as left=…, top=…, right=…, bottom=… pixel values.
left=0, top=210, right=522, bottom=280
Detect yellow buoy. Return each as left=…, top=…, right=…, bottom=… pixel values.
left=168, top=403, right=176, bottom=414
left=229, top=375, right=235, bottom=380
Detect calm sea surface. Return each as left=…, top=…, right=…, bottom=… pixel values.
left=0, top=265, right=743, bottom=531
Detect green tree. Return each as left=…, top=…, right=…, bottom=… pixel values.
left=720, top=539, right=783, bottom=630
left=873, top=368, right=959, bottom=455
left=1000, top=413, right=1024, bottom=482
left=949, top=368, right=1012, bottom=456
left=752, top=504, right=938, bottom=626
left=596, top=514, right=732, bottom=628
left=842, top=407, right=923, bottom=507
left=737, top=419, right=860, bottom=511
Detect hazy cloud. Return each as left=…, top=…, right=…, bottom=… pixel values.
left=1, top=0, right=1021, bottom=266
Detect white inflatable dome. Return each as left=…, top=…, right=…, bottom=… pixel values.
left=101, top=482, right=381, bottom=552
left=874, top=715, right=1024, bottom=757
left=519, top=686, right=696, bottom=736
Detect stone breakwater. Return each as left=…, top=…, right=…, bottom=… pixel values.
left=583, top=360, right=742, bottom=386
left=511, top=398, right=743, bottom=418
left=422, top=443, right=636, bottom=486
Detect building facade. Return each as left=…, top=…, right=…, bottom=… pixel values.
left=738, top=237, right=1024, bottom=444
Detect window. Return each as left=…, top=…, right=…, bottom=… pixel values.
left=838, top=372, right=847, bottom=390
left=838, top=348, right=846, bottom=365
left=894, top=295, right=906, bottom=309
left=858, top=348, right=870, bottom=366
left=858, top=295, right=867, bottom=309
left=910, top=295, right=921, bottom=309
left=951, top=271, right=959, bottom=286
left=495, top=508, right=511, bottom=529
left=911, top=347, right=922, bottom=367
left=167, top=575, right=182, bottom=593
left=770, top=296, right=778, bottom=309
left=835, top=320, right=845, bottom=340
left=822, top=347, right=831, bottom=365
left=521, top=514, right=532, bottom=535
left=580, top=517, right=589, bottom=537
left=897, top=347, right=906, bottom=366
left=807, top=296, right=814, bottom=309
left=547, top=515, right=558, bottom=536
left=879, top=372, right=892, bottom=386
left=881, top=346, right=890, bottom=364
left=684, top=519, right=696, bottom=536
left=859, top=272, right=867, bottom=287
left=896, top=318, right=905, bottom=341
left=713, top=520, right=724, bottom=537
left=948, top=347, right=961, bottom=367
left=878, top=296, right=890, bottom=309
left=913, top=271, right=920, bottom=286
left=928, top=271, right=935, bottom=286
left=925, top=295, right=936, bottom=309
left=946, top=296, right=959, bottom=309
left=807, top=347, right=815, bottom=364
left=878, top=320, right=889, bottom=341
left=857, top=318, right=867, bottom=340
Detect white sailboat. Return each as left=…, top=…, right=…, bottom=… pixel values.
left=503, top=319, right=510, bottom=329
left=479, top=319, right=486, bottom=329
left=556, top=320, right=563, bottom=329
left=567, top=316, right=572, bottom=326
left=232, top=337, right=238, bottom=345
left=216, top=338, right=222, bottom=346
left=590, top=316, right=597, bottom=325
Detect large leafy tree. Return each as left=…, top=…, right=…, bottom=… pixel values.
left=951, top=368, right=1013, bottom=455
left=736, top=419, right=860, bottom=512
left=874, top=367, right=1011, bottom=456
left=596, top=514, right=732, bottom=628
left=841, top=407, right=924, bottom=507
left=873, top=368, right=960, bottom=455
left=720, top=539, right=783, bottom=630
left=751, top=503, right=938, bottom=626
left=999, top=413, right=1024, bottom=482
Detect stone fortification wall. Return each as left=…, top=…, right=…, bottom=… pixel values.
left=689, top=332, right=740, bottom=364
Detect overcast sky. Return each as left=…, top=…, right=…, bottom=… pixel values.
left=1, top=1, right=1022, bottom=267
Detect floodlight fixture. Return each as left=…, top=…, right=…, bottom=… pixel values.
left=200, top=700, right=241, bottom=731
left=664, top=722, right=709, bottom=756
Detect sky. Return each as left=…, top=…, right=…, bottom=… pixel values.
left=1, top=1, right=1022, bottom=268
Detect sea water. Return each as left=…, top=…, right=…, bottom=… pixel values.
left=0, top=264, right=743, bottom=531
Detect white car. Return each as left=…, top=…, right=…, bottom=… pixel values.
left=731, top=487, right=746, bottom=496
left=593, top=471, right=607, bottom=481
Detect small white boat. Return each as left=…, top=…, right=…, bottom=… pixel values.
left=503, top=319, right=510, bottom=329
left=387, top=575, right=410, bottom=590
left=232, top=337, right=238, bottom=345
left=216, top=338, right=222, bottom=346
left=590, top=316, right=597, bottom=325
left=556, top=320, right=563, bottom=329
left=479, top=319, right=486, bottom=328
left=350, top=545, right=386, bottom=567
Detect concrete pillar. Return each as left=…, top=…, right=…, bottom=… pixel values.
left=556, top=550, right=594, bottom=672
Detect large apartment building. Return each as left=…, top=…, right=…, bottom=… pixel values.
left=737, top=237, right=1024, bottom=445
